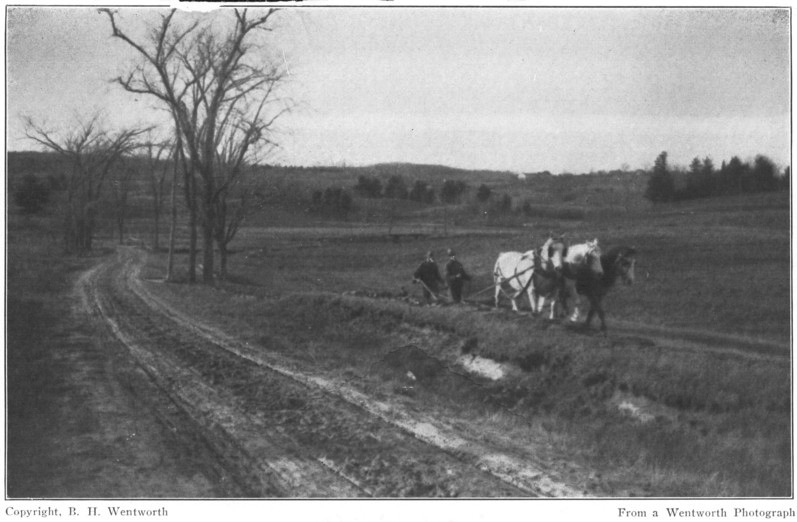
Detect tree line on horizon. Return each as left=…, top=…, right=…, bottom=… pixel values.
left=12, top=142, right=789, bottom=254
left=353, top=174, right=470, bottom=204
left=308, top=174, right=480, bottom=217
left=645, top=151, right=789, bottom=203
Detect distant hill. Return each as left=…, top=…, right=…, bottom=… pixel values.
left=250, top=162, right=519, bottom=186
left=363, top=163, right=517, bottom=183
left=7, top=149, right=647, bottom=211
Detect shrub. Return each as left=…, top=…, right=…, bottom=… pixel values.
left=309, top=187, right=354, bottom=217
left=383, top=175, right=408, bottom=199
left=408, top=180, right=435, bottom=203
left=440, top=180, right=468, bottom=203
left=476, top=184, right=491, bottom=202
left=354, top=175, right=382, bottom=198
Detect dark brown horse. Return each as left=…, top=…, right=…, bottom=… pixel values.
left=564, top=245, right=637, bottom=332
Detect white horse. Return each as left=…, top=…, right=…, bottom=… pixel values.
left=525, top=236, right=569, bottom=318
left=493, top=250, right=535, bottom=312
left=493, top=237, right=566, bottom=314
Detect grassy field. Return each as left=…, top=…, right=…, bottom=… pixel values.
left=133, top=188, right=790, bottom=496
left=179, top=190, right=789, bottom=343
left=139, top=260, right=789, bottom=496
left=7, top=155, right=792, bottom=496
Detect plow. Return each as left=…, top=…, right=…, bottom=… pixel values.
left=414, top=265, right=536, bottom=309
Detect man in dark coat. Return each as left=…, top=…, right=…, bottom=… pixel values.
left=445, top=248, right=471, bottom=303
left=413, top=251, right=444, bottom=305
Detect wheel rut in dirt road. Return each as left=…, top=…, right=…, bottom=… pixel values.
left=606, top=319, right=788, bottom=362
left=8, top=260, right=242, bottom=498
left=84, top=248, right=550, bottom=497
left=82, top=258, right=370, bottom=497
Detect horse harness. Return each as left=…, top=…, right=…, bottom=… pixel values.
left=498, top=250, right=559, bottom=300
left=532, top=246, right=562, bottom=281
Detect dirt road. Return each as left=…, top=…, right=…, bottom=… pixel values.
left=71, top=247, right=602, bottom=497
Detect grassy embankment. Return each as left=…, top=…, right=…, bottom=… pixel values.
left=5, top=210, right=106, bottom=496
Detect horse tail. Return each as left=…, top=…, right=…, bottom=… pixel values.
left=493, top=257, right=505, bottom=284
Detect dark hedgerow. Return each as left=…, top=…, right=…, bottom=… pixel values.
left=14, top=173, right=51, bottom=214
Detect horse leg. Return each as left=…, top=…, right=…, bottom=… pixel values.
left=528, top=284, right=538, bottom=314
left=595, top=300, right=607, bottom=332
left=568, top=301, right=580, bottom=322
left=508, top=283, right=520, bottom=312
left=584, top=296, right=607, bottom=331
left=584, top=307, right=595, bottom=328
left=562, top=279, right=580, bottom=322
left=536, top=295, right=547, bottom=316
left=494, top=282, right=501, bottom=309
left=548, top=296, right=557, bottom=320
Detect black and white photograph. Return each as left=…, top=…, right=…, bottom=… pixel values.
left=4, top=2, right=793, bottom=519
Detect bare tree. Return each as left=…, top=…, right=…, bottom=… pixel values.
left=165, top=129, right=183, bottom=282
left=144, top=136, right=174, bottom=251
left=211, top=104, right=281, bottom=279
left=102, top=8, right=289, bottom=283
left=109, top=160, right=136, bottom=244
left=213, top=186, right=265, bottom=279
left=23, top=114, right=146, bottom=254
left=174, top=129, right=199, bottom=283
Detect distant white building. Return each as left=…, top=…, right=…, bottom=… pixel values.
left=516, top=173, right=527, bottom=181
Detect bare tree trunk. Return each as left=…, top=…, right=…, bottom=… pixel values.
left=201, top=167, right=215, bottom=284
left=117, top=213, right=125, bottom=244
left=214, top=198, right=228, bottom=281
left=153, top=201, right=160, bottom=251
left=202, top=221, right=214, bottom=283
left=166, top=156, right=178, bottom=282
left=148, top=141, right=169, bottom=252
left=64, top=189, right=76, bottom=253
left=187, top=177, right=198, bottom=284
left=179, top=146, right=198, bottom=284
left=219, top=244, right=228, bottom=281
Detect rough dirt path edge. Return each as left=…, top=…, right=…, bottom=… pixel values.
left=463, top=297, right=788, bottom=363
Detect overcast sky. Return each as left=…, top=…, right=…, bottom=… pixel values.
left=6, top=6, right=791, bottom=174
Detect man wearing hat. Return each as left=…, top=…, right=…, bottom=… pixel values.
left=413, top=251, right=444, bottom=305
left=445, top=248, right=471, bottom=303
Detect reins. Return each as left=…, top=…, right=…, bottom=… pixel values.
left=493, top=264, right=534, bottom=286
left=496, top=253, right=559, bottom=301
left=482, top=262, right=536, bottom=302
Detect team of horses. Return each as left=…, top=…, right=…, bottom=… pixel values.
left=493, top=237, right=637, bottom=331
